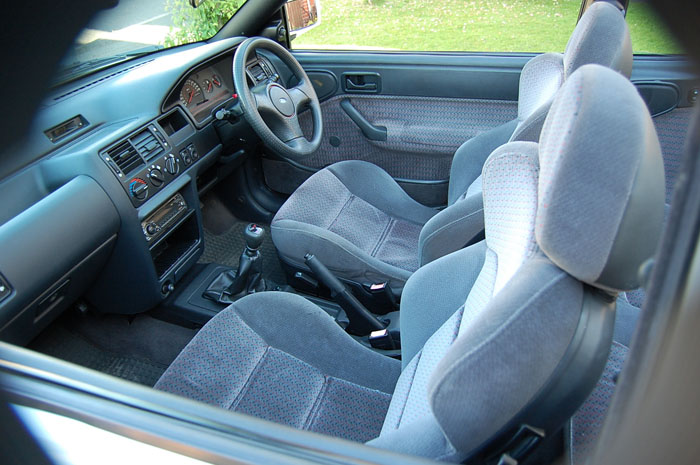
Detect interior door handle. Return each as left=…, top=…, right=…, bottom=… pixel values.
left=345, top=78, right=377, bottom=91
left=343, top=73, right=381, bottom=93
left=340, top=99, right=387, bottom=141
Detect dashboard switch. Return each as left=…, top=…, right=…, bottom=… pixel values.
left=188, top=144, right=198, bottom=160
left=129, top=178, right=149, bottom=200
left=0, top=274, right=11, bottom=303
left=149, top=167, right=164, bottom=186
left=165, top=154, right=180, bottom=175
left=180, top=149, right=192, bottom=166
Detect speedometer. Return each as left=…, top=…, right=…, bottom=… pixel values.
left=179, top=79, right=204, bottom=107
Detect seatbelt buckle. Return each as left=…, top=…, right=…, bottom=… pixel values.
left=361, top=281, right=397, bottom=310
left=369, top=329, right=395, bottom=350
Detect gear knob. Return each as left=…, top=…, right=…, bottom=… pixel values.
left=244, top=223, right=265, bottom=251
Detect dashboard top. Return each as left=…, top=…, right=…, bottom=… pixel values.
left=0, top=37, right=246, bottom=181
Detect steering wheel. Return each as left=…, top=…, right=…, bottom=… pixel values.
left=232, top=37, right=322, bottom=160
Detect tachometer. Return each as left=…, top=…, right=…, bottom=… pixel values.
left=179, top=79, right=204, bottom=107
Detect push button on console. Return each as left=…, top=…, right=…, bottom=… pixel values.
left=0, top=274, right=12, bottom=303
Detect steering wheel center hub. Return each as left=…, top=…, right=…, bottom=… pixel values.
left=269, top=84, right=295, bottom=117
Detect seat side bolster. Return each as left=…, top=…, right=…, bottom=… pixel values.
left=327, top=160, right=438, bottom=225
left=447, top=119, right=518, bottom=205
left=271, top=219, right=413, bottom=289
left=400, top=242, right=488, bottom=368
left=427, top=256, right=582, bottom=455
left=233, top=292, right=402, bottom=394
left=367, top=416, right=459, bottom=461
left=418, top=194, right=485, bottom=266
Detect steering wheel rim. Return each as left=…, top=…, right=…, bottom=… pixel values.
left=232, top=37, right=322, bottom=160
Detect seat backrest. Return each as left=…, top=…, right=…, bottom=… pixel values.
left=508, top=0, right=633, bottom=143
left=374, top=65, right=664, bottom=463
left=447, top=0, right=632, bottom=205
left=421, top=2, right=632, bottom=267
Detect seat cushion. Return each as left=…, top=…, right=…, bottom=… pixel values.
left=155, top=292, right=401, bottom=442
left=272, top=161, right=437, bottom=291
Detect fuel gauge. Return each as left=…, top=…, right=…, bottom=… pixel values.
left=212, top=74, right=222, bottom=87
left=203, top=79, right=213, bottom=93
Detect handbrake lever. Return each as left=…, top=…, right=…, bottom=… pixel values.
left=304, top=254, right=386, bottom=336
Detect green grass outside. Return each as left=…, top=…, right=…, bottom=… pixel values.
left=292, top=0, right=683, bottom=54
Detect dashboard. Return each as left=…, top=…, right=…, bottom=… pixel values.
left=0, top=37, right=274, bottom=345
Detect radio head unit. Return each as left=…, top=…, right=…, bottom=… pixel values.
left=141, top=193, right=188, bottom=243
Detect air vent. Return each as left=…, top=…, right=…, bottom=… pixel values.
left=106, top=140, right=143, bottom=175
left=53, top=60, right=153, bottom=101
left=130, top=129, right=165, bottom=162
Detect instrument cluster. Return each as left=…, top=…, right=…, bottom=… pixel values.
left=168, top=58, right=235, bottom=125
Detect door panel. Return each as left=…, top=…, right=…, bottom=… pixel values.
left=262, top=51, right=528, bottom=206
left=631, top=56, right=699, bottom=207
left=651, top=106, right=694, bottom=205
left=297, top=94, right=517, bottom=180
left=261, top=52, right=698, bottom=208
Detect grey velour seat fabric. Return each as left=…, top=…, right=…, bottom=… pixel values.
left=271, top=1, right=633, bottom=291
left=156, top=65, right=664, bottom=462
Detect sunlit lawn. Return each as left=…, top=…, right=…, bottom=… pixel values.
left=292, top=0, right=682, bottom=54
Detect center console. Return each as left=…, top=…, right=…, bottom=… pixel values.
left=87, top=107, right=227, bottom=315
left=141, top=193, right=200, bottom=290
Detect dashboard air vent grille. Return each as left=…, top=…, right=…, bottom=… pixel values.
left=107, top=140, right=143, bottom=174
left=130, top=129, right=165, bottom=162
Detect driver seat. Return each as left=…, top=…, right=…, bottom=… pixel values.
left=271, top=1, right=632, bottom=294
left=156, top=65, right=664, bottom=462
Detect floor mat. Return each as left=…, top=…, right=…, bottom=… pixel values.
left=31, top=325, right=168, bottom=386
left=30, top=313, right=198, bottom=387
left=199, top=191, right=288, bottom=285
left=199, top=221, right=287, bottom=285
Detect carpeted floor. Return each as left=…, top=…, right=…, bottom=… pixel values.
left=198, top=192, right=287, bottom=285
left=29, top=192, right=291, bottom=386
left=30, top=312, right=198, bottom=386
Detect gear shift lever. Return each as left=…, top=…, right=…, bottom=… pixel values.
left=226, top=224, right=265, bottom=295
left=224, top=223, right=265, bottom=296
left=244, top=223, right=265, bottom=252
left=203, top=223, right=268, bottom=303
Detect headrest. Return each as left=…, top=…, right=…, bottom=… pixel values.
left=513, top=2, right=631, bottom=142
left=564, top=1, right=633, bottom=78
left=517, top=53, right=565, bottom=126
left=536, top=64, right=665, bottom=291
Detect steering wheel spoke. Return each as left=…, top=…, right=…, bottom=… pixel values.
left=283, top=116, right=305, bottom=142
left=286, top=135, right=314, bottom=153
left=251, top=83, right=276, bottom=115
left=288, top=80, right=313, bottom=112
